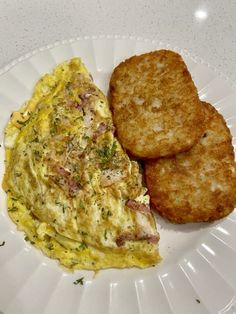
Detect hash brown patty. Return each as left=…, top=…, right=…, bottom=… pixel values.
left=145, top=102, right=236, bottom=223
left=109, top=50, right=204, bottom=158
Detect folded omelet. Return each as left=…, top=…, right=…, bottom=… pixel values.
left=3, top=58, right=160, bottom=270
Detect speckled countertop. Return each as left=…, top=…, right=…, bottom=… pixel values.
left=0, top=0, right=235, bottom=81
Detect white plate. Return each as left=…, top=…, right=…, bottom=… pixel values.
left=0, top=35, right=235, bottom=314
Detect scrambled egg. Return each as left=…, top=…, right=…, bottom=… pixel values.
left=3, top=58, right=160, bottom=270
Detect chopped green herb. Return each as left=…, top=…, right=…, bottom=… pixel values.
left=74, top=175, right=81, bottom=183
left=111, top=141, right=117, bottom=154
left=107, top=210, right=112, bottom=217
left=31, top=137, right=39, bottom=143
left=97, top=146, right=109, bottom=159
left=76, top=116, right=84, bottom=122
left=55, top=202, right=68, bottom=213
left=196, top=299, right=200, bottom=304
left=47, top=243, right=53, bottom=250
left=82, top=135, right=89, bottom=140
left=8, top=206, right=18, bottom=212
left=0, top=241, right=5, bottom=247
left=81, top=231, right=88, bottom=236
left=97, top=141, right=117, bottom=162
left=73, top=277, right=84, bottom=285
left=16, top=119, right=28, bottom=126
left=33, top=150, right=42, bottom=159
left=79, top=241, right=88, bottom=250
left=24, top=236, right=35, bottom=245
left=70, top=258, right=79, bottom=266
left=101, top=208, right=113, bottom=219
left=32, top=127, right=38, bottom=134
left=65, top=82, right=71, bottom=90
left=104, top=229, right=108, bottom=240
left=79, top=201, right=85, bottom=209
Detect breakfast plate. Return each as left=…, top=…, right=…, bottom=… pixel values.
left=0, top=35, right=235, bottom=314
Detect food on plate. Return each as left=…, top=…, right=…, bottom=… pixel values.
left=145, top=102, right=236, bottom=223
left=109, top=50, right=204, bottom=158
left=3, top=58, right=160, bottom=270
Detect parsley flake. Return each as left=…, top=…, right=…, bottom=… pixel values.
left=97, top=141, right=117, bottom=162
left=107, top=210, right=112, bottom=217
left=104, top=229, right=108, bottom=240
left=79, top=241, right=88, bottom=250
left=0, top=241, right=5, bottom=247
left=79, top=201, right=85, bottom=209
left=73, top=277, right=84, bottom=285
left=8, top=206, right=18, bottom=212
left=24, top=236, right=35, bottom=245
left=16, top=119, right=28, bottom=127
left=55, top=202, right=68, bottom=213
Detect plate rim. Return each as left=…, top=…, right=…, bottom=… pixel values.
left=0, top=34, right=235, bottom=89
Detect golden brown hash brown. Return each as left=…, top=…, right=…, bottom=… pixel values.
left=109, top=50, right=204, bottom=158
left=145, top=102, right=236, bottom=223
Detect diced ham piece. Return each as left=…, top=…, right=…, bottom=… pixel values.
left=143, top=234, right=160, bottom=244
left=49, top=161, right=80, bottom=195
left=93, top=122, right=107, bottom=141
left=116, top=231, right=159, bottom=247
left=137, top=229, right=160, bottom=244
left=67, top=177, right=80, bottom=194
left=111, top=125, right=116, bottom=134
left=78, top=91, right=94, bottom=108
left=116, top=232, right=135, bottom=247
left=75, top=103, right=82, bottom=110
left=66, top=100, right=80, bottom=109
left=51, top=134, right=69, bottom=143
left=66, top=90, right=92, bottom=110
left=126, top=200, right=150, bottom=213
left=79, top=92, right=92, bottom=101
left=56, top=165, right=71, bottom=177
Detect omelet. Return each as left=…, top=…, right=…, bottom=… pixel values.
left=3, top=58, right=160, bottom=270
